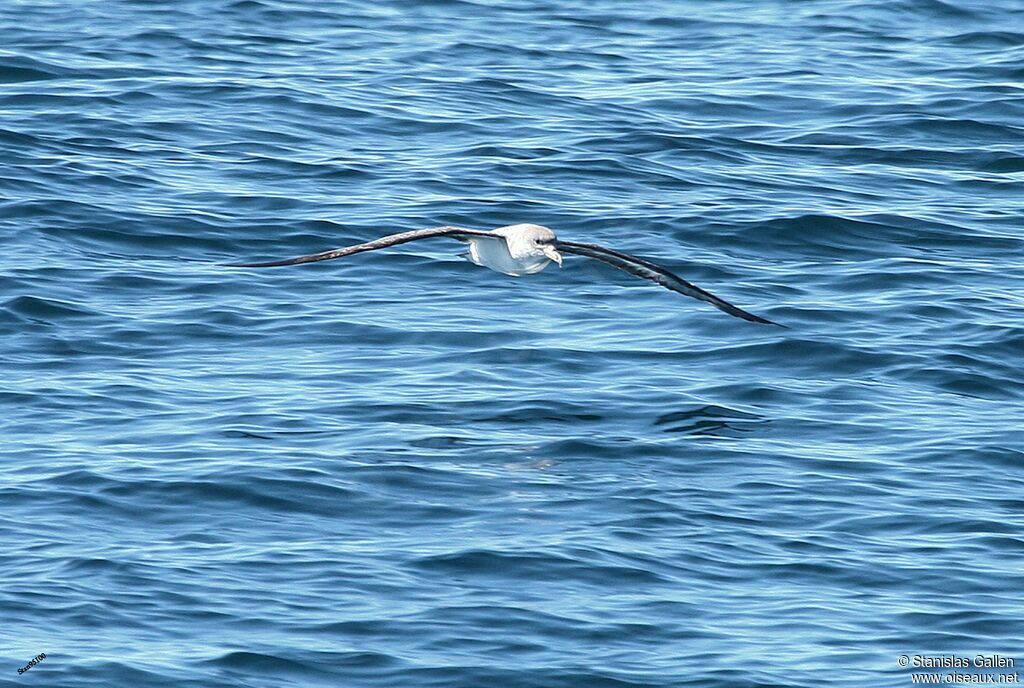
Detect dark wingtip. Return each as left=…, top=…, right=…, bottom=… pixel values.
left=727, top=306, right=785, bottom=327
left=753, top=314, right=787, bottom=327
left=744, top=312, right=786, bottom=327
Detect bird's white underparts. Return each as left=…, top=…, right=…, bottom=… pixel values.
left=229, top=223, right=780, bottom=325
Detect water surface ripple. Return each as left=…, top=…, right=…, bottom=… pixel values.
left=2, top=1, right=1023, bottom=686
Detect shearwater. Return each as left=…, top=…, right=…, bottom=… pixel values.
left=230, top=223, right=780, bottom=325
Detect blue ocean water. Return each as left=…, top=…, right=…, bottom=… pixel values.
left=2, top=0, right=1024, bottom=686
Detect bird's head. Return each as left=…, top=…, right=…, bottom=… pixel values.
left=505, top=224, right=562, bottom=266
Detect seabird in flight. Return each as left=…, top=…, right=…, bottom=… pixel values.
left=229, top=223, right=779, bottom=325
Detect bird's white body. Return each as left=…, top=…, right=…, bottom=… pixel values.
left=465, top=223, right=560, bottom=276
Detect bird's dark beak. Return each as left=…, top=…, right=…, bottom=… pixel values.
left=543, top=246, right=562, bottom=267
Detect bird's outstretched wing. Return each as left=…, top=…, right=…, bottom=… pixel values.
left=227, top=225, right=496, bottom=267
left=554, top=240, right=780, bottom=325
